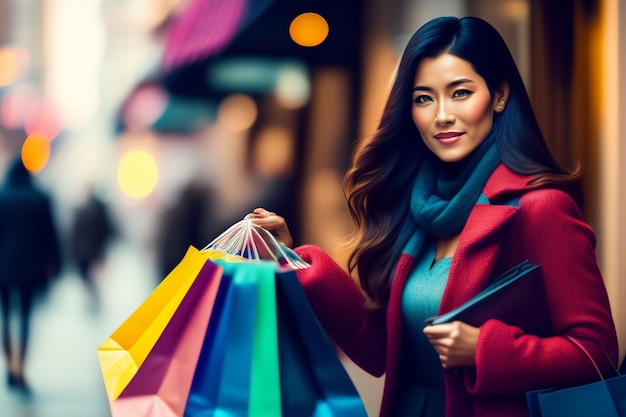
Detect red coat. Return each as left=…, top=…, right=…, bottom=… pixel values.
left=294, top=164, right=618, bottom=417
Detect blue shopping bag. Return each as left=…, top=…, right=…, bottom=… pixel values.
left=184, top=260, right=261, bottom=417
left=526, top=337, right=626, bottom=417
left=183, top=261, right=367, bottom=417
left=276, top=271, right=368, bottom=417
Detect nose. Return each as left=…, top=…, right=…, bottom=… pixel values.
left=435, top=102, right=455, bottom=126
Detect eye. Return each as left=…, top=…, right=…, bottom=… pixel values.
left=453, top=89, right=472, bottom=98
left=414, top=95, right=433, bottom=104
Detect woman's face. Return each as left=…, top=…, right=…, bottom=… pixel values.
left=411, top=53, right=505, bottom=162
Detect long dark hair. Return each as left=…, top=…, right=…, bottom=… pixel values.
left=344, top=16, right=581, bottom=308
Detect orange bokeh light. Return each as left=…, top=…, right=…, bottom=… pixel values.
left=289, top=13, right=329, bottom=47
left=21, top=134, right=51, bottom=173
left=217, top=94, right=257, bottom=132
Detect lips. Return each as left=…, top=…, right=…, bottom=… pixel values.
left=434, top=131, right=463, bottom=145
left=434, top=131, right=463, bottom=139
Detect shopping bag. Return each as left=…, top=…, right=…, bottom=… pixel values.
left=109, top=257, right=223, bottom=417
left=97, top=246, right=213, bottom=401
left=526, top=337, right=626, bottom=417
left=249, top=260, right=282, bottom=415
left=184, top=259, right=282, bottom=417
left=184, top=260, right=367, bottom=416
left=276, top=271, right=368, bottom=416
left=526, top=376, right=626, bottom=417
left=100, top=214, right=364, bottom=417
left=188, top=216, right=365, bottom=416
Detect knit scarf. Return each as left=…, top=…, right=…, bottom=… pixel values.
left=399, top=133, right=501, bottom=258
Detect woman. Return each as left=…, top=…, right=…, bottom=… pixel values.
left=251, top=16, right=618, bottom=417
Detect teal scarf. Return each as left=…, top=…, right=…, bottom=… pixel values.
left=400, top=133, right=501, bottom=257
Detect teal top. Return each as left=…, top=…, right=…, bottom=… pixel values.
left=393, top=243, right=450, bottom=416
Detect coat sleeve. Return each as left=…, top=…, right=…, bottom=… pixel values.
left=467, top=189, right=618, bottom=395
left=294, top=244, right=387, bottom=376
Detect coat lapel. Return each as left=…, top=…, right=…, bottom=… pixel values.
left=439, top=164, right=532, bottom=314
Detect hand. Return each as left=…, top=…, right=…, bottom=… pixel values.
left=423, top=321, right=479, bottom=369
left=248, top=207, right=294, bottom=248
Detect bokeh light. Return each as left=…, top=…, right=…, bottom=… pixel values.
left=217, top=94, right=257, bottom=132
left=122, top=84, right=169, bottom=131
left=21, top=134, right=51, bottom=173
left=0, top=84, right=37, bottom=129
left=0, top=46, right=30, bottom=87
left=117, top=150, right=159, bottom=199
left=275, top=63, right=310, bottom=109
left=24, top=96, right=63, bottom=140
left=253, top=125, right=294, bottom=177
left=207, top=58, right=279, bottom=93
left=289, top=12, right=329, bottom=47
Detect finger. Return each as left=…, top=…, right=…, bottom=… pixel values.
left=423, top=324, right=453, bottom=338
left=427, top=332, right=456, bottom=353
left=251, top=208, right=276, bottom=218
left=439, top=354, right=450, bottom=369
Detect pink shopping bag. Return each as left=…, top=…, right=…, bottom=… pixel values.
left=109, top=257, right=223, bottom=417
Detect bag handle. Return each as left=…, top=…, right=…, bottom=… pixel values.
left=564, top=335, right=620, bottom=380
left=202, top=215, right=310, bottom=271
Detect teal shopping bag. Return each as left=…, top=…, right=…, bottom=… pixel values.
left=276, top=271, right=368, bottom=416
left=182, top=213, right=365, bottom=417
left=526, top=375, right=626, bottom=417
left=183, top=261, right=367, bottom=417
left=526, top=336, right=625, bottom=417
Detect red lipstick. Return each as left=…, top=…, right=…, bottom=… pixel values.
left=434, top=131, right=463, bottom=145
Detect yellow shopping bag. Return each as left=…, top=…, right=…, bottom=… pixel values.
left=97, top=246, right=212, bottom=401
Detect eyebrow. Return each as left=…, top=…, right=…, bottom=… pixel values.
left=413, top=78, right=475, bottom=92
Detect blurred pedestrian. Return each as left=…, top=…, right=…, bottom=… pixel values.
left=69, top=190, right=115, bottom=307
left=0, top=157, right=61, bottom=392
left=155, top=179, right=219, bottom=279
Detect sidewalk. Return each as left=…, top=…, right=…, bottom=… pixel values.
left=0, top=240, right=158, bottom=417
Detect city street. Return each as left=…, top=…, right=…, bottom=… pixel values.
left=0, top=239, right=157, bottom=417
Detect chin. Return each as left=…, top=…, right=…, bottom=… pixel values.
left=434, top=152, right=469, bottom=163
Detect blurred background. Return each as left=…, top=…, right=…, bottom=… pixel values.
left=0, top=0, right=624, bottom=416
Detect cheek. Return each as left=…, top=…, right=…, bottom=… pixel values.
left=412, top=108, right=431, bottom=135
left=464, top=96, right=494, bottom=126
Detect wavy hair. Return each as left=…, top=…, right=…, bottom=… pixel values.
left=344, top=16, right=582, bottom=309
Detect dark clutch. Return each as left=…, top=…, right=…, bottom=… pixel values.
left=425, top=260, right=550, bottom=335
